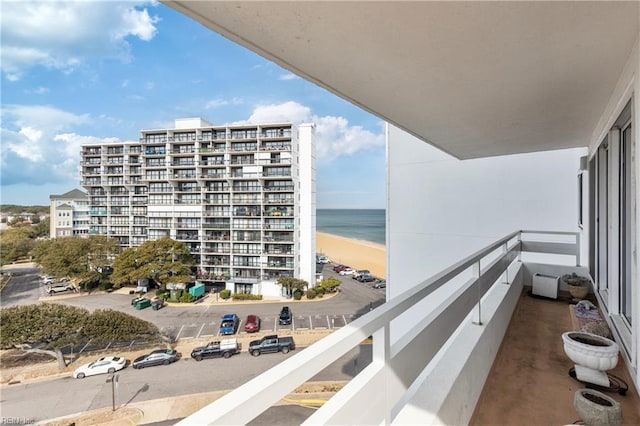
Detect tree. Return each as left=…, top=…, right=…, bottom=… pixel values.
left=276, top=277, right=309, bottom=297
left=1, top=304, right=163, bottom=368
left=34, top=235, right=120, bottom=280
left=111, top=247, right=140, bottom=287
left=0, top=303, right=89, bottom=367
left=33, top=219, right=49, bottom=238
left=8, top=216, right=31, bottom=227
left=123, top=238, right=194, bottom=288
left=0, top=227, right=36, bottom=265
left=317, top=276, right=341, bottom=293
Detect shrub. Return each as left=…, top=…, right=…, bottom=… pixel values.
left=156, top=289, right=170, bottom=300
left=99, top=281, right=113, bottom=291
left=82, top=309, right=160, bottom=341
left=220, top=289, right=231, bottom=300
left=315, top=287, right=325, bottom=296
left=306, top=288, right=317, bottom=299
left=179, top=292, right=195, bottom=303
left=232, top=293, right=263, bottom=300
left=293, top=289, right=303, bottom=300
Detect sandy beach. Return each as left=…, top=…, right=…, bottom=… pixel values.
left=316, top=232, right=386, bottom=278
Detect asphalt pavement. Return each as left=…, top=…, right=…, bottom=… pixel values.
left=0, top=265, right=383, bottom=423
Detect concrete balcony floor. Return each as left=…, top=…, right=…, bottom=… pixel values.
left=470, top=289, right=640, bottom=425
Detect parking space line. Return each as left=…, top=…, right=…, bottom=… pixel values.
left=326, top=316, right=331, bottom=328
left=309, top=315, right=313, bottom=330
left=274, top=317, right=277, bottom=331
left=342, top=315, right=347, bottom=325
left=292, top=318, right=295, bottom=331
left=197, top=323, right=205, bottom=338
left=175, top=325, right=185, bottom=341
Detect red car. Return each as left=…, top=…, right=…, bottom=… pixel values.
left=244, top=314, right=261, bottom=333
left=334, top=265, right=350, bottom=273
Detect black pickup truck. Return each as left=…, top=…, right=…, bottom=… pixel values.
left=248, top=335, right=295, bottom=356
left=190, top=339, right=241, bottom=361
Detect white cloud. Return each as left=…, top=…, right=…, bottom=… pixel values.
left=25, top=86, right=50, bottom=95
left=0, top=104, right=104, bottom=186
left=279, top=73, right=299, bottom=81
left=244, top=101, right=312, bottom=124
left=314, top=115, right=384, bottom=161
left=237, top=101, right=384, bottom=162
left=1, top=1, right=160, bottom=80
left=205, top=99, right=229, bottom=109
left=205, top=97, right=244, bottom=109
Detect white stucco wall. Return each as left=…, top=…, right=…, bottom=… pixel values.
left=387, top=124, right=587, bottom=298
left=298, top=123, right=317, bottom=287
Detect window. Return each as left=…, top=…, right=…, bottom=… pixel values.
left=591, top=100, right=634, bottom=334
left=619, top=120, right=632, bottom=325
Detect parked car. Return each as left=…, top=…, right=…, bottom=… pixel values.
left=46, top=284, right=74, bottom=295
left=373, top=279, right=386, bottom=289
left=132, top=349, right=180, bottom=369
left=73, top=356, right=126, bottom=378
left=249, top=335, right=295, bottom=356
left=134, top=298, right=152, bottom=310
left=219, top=314, right=240, bottom=335
left=316, top=255, right=330, bottom=264
left=191, top=339, right=241, bottom=361
left=131, top=296, right=146, bottom=306
left=244, top=314, right=261, bottom=333
left=278, top=307, right=292, bottom=325
left=332, top=264, right=347, bottom=272
left=352, top=269, right=370, bottom=279
left=339, top=268, right=355, bottom=276
left=151, top=299, right=164, bottom=310
left=358, top=274, right=376, bottom=283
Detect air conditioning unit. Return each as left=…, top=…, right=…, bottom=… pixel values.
left=532, top=273, right=559, bottom=299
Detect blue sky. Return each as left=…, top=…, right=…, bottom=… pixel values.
left=0, top=1, right=386, bottom=208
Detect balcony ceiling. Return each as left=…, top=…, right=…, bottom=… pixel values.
left=165, top=1, right=639, bottom=159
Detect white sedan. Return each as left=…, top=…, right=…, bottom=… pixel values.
left=73, top=356, right=127, bottom=378
left=339, top=268, right=355, bottom=276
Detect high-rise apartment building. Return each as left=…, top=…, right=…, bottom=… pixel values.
left=49, top=188, right=90, bottom=238
left=80, top=118, right=316, bottom=297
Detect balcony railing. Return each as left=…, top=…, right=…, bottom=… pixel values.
left=178, top=230, right=581, bottom=425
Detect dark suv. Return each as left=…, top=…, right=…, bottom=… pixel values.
left=279, top=306, right=292, bottom=325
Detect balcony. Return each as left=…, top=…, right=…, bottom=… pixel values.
left=178, top=230, right=639, bottom=425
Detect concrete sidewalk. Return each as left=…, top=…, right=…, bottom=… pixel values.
left=39, top=386, right=340, bottom=425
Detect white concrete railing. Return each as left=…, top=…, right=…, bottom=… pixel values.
left=177, top=230, right=580, bottom=425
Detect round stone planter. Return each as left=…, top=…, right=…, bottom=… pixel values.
left=568, top=284, right=589, bottom=299
left=574, top=388, right=621, bottom=426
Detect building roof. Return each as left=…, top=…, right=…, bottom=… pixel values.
left=50, top=188, right=87, bottom=200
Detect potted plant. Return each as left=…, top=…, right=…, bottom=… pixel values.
left=562, top=272, right=590, bottom=299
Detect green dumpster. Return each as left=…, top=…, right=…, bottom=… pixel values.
left=135, top=298, right=151, bottom=310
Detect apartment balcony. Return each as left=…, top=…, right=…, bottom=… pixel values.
left=200, top=172, right=227, bottom=179
left=178, top=230, right=639, bottom=425
left=263, top=185, right=294, bottom=192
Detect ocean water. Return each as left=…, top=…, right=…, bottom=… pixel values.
left=316, top=209, right=386, bottom=245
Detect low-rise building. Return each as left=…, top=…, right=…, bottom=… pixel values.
left=49, top=188, right=90, bottom=238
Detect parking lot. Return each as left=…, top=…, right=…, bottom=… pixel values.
left=162, top=312, right=357, bottom=341
left=3, top=265, right=386, bottom=345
